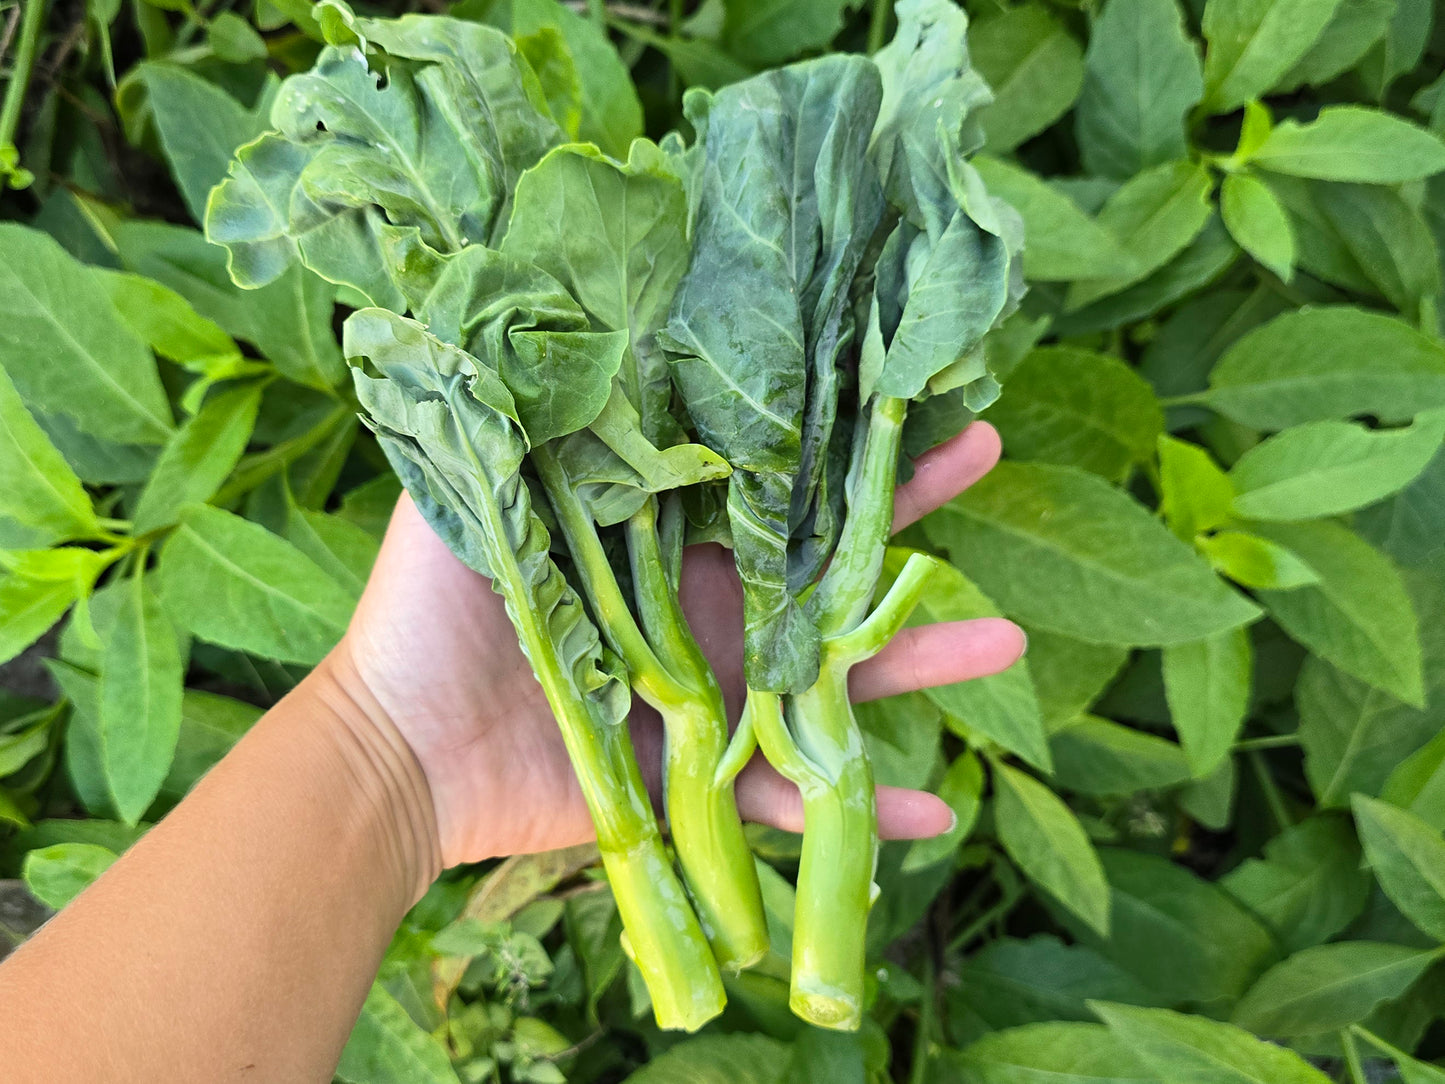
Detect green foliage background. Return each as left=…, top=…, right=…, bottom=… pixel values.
left=4, top=0, right=1445, bottom=1080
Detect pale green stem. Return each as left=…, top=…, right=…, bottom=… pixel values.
left=0, top=0, right=47, bottom=163
left=1340, top=1029, right=1367, bottom=1084
left=829, top=553, right=944, bottom=664
left=536, top=453, right=768, bottom=971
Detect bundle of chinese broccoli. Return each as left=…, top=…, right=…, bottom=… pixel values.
left=207, top=0, right=1021, bottom=1031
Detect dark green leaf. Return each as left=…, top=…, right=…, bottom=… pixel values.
left=336, top=982, right=461, bottom=1084
left=972, top=5, right=1085, bottom=153
left=952, top=1021, right=1153, bottom=1083
left=1050, top=716, right=1192, bottom=795
left=1200, top=0, right=1344, bottom=114
left=1162, top=627, right=1251, bottom=776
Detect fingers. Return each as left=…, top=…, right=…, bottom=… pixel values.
left=850, top=618, right=1026, bottom=703
left=736, top=759, right=956, bottom=840
left=892, top=421, right=1002, bottom=533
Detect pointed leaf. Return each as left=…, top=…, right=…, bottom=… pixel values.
left=1162, top=627, right=1252, bottom=776
left=1354, top=795, right=1445, bottom=942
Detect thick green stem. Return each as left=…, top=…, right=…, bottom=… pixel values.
left=0, top=0, right=48, bottom=179
left=806, top=396, right=907, bottom=637
left=784, top=663, right=877, bottom=1030
left=537, top=455, right=769, bottom=971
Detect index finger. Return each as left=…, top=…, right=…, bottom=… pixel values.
left=891, top=421, right=1002, bottom=533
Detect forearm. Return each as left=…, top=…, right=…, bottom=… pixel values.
left=0, top=649, right=441, bottom=1083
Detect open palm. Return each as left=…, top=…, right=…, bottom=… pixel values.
left=339, top=422, right=1024, bottom=867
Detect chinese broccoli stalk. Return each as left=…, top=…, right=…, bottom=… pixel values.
left=659, top=0, right=1023, bottom=1028
left=206, top=10, right=768, bottom=1025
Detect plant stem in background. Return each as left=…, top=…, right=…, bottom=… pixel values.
left=0, top=0, right=48, bottom=187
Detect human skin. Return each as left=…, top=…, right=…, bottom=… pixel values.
left=0, top=421, right=1023, bottom=1082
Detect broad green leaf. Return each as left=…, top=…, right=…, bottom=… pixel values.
left=1250, top=106, right=1445, bottom=183
left=1220, top=814, right=1371, bottom=952
left=1206, top=306, right=1445, bottom=429
left=132, top=382, right=264, bottom=534
left=952, top=1022, right=1152, bottom=1084
left=1075, top=850, right=1277, bottom=1006
left=1354, top=795, right=1445, bottom=942
left=949, top=935, right=1166, bottom=1036
left=1253, top=520, right=1423, bottom=706
left=21, top=842, right=118, bottom=910
left=1357, top=0, right=1433, bottom=97
left=972, top=157, right=1139, bottom=282
left=924, top=461, right=1260, bottom=646
left=971, top=5, right=1085, bottom=154
left=509, top=0, right=642, bottom=158
left=1261, top=173, right=1379, bottom=295
left=1091, top=1003, right=1333, bottom=1084
left=0, top=702, right=57, bottom=778
left=1279, top=0, right=1395, bottom=90
left=622, top=1034, right=790, bottom=1083
left=99, top=573, right=184, bottom=824
left=1198, top=530, right=1320, bottom=589
left=860, top=690, right=940, bottom=790
left=903, top=751, right=983, bottom=871
left=719, top=0, right=851, bottom=65
left=207, top=9, right=267, bottom=60
left=336, top=982, right=462, bottom=1084
left=982, top=347, right=1163, bottom=482
left=0, top=573, right=85, bottom=667
left=1383, top=728, right=1445, bottom=831
left=283, top=506, right=379, bottom=596
left=1220, top=172, right=1296, bottom=281
left=887, top=550, right=1049, bottom=770
left=1066, top=161, right=1214, bottom=309
left=0, top=363, right=100, bottom=545
left=158, top=504, right=355, bottom=666
left=0, top=223, right=173, bottom=444
left=1200, top=0, right=1344, bottom=114
left=135, top=62, right=271, bottom=222
left=516, top=25, right=583, bottom=139
left=1076, top=0, right=1203, bottom=179
left=566, top=887, right=625, bottom=1014
left=1049, top=716, right=1192, bottom=795
left=1024, top=629, right=1129, bottom=729
left=1230, top=410, right=1445, bottom=522
left=1158, top=435, right=1234, bottom=542
left=1232, top=941, right=1442, bottom=1036
left=1310, top=181, right=1441, bottom=323
left=995, top=761, right=1111, bottom=936
left=1162, top=627, right=1252, bottom=776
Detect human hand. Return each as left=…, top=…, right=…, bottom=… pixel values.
left=327, top=421, right=1025, bottom=869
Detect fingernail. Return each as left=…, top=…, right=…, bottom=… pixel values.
left=947, top=810, right=959, bottom=834
left=1019, top=628, right=1029, bottom=656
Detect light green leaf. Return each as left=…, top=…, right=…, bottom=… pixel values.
left=510, top=0, right=643, bottom=158
left=887, top=550, right=1049, bottom=770
left=1206, top=306, right=1445, bottom=429
left=1066, top=161, right=1214, bottom=309
left=1310, top=181, right=1441, bottom=322
left=995, top=761, right=1111, bottom=936
left=336, top=982, right=462, bottom=1084
left=1076, top=0, right=1203, bottom=179
left=1220, top=814, right=1371, bottom=952
left=1163, top=627, right=1252, bottom=777
left=1077, top=850, right=1277, bottom=1007
left=1279, top=0, right=1396, bottom=91
left=952, top=1022, right=1153, bottom=1084
left=0, top=223, right=173, bottom=445
left=158, top=504, right=355, bottom=666
left=1251, top=106, right=1445, bottom=183
left=983, top=347, right=1163, bottom=482
left=99, top=573, right=184, bottom=824
left=208, top=10, right=268, bottom=61
left=160, top=688, right=263, bottom=803
left=22, top=842, right=118, bottom=910
left=1198, top=530, right=1321, bottom=590
left=972, top=5, right=1085, bottom=154
left=1220, top=172, right=1296, bottom=281
left=0, top=573, right=85, bottom=667
left=1253, top=520, right=1424, bottom=706
left=621, top=1033, right=790, bottom=1084
left=283, top=506, right=379, bottom=596
left=132, top=382, right=264, bottom=534
left=1231, top=941, right=1442, bottom=1036
left=972, top=157, right=1139, bottom=282
left=1353, top=795, right=1445, bottom=942
left=1024, top=629, right=1129, bottom=729
left=1231, top=409, right=1445, bottom=522
left=1049, top=716, right=1192, bottom=795
left=1091, top=1003, right=1333, bottom=1084
left=135, top=62, right=272, bottom=222
left=1158, top=435, right=1234, bottom=542
left=924, top=461, right=1260, bottom=647
left=1200, top=0, right=1344, bottom=115
left=903, top=751, right=983, bottom=871
left=1383, top=729, right=1445, bottom=831
left=0, top=363, right=100, bottom=545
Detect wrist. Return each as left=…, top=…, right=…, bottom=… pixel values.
left=301, top=646, right=445, bottom=905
